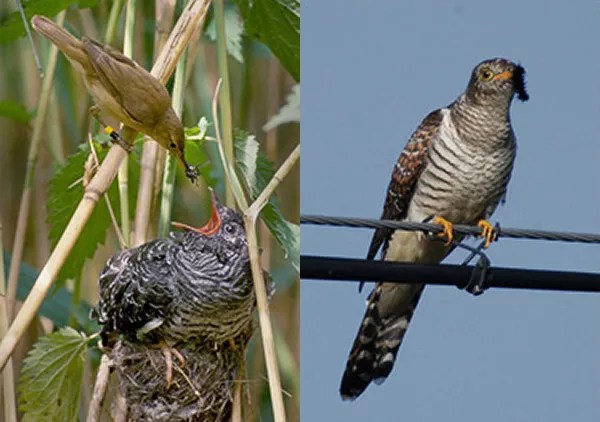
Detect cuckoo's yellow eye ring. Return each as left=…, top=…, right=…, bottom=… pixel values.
left=480, top=68, right=494, bottom=81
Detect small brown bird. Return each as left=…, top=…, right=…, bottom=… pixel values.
left=31, top=15, right=198, bottom=182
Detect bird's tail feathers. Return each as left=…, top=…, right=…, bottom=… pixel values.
left=340, top=284, right=424, bottom=400
left=31, top=15, right=87, bottom=64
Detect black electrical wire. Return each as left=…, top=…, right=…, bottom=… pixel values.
left=300, top=214, right=600, bottom=292
left=301, top=256, right=600, bottom=293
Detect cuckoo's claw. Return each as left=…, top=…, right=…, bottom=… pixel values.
left=433, top=216, right=453, bottom=246
left=477, top=219, right=497, bottom=248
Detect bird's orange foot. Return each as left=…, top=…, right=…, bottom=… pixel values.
left=477, top=219, right=497, bottom=248
left=433, top=216, right=453, bottom=246
left=154, top=342, right=185, bottom=390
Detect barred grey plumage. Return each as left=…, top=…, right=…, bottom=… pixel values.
left=91, top=190, right=254, bottom=349
left=340, top=58, right=529, bottom=400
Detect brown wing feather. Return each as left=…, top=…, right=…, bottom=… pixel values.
left=82, top=37, right=169, bottom=128
left=366, top=109, right=443, bottom=261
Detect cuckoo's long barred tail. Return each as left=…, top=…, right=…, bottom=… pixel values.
left=341, top=284, right=425, bottom=399
left=341, top=58, right=528, bottom=400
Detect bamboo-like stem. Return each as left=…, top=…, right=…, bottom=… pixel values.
left=212, top=80, right=248, bottom=210
left=0, top=218, right=17, bottom=422
left=132, top=136, right=158, bottom=246
left=86, top=354, right=112, bottom=422
left=212, top=80, right=299, bottom=422
left=183, top=9, right=208, bottom=87
left=114, top=389, right=128, bottom=421
left=83, top=0, right=124, bottom=137
left=131, top=0, right=176, bottom=247
left=157, top=48, right=188, bottom=238
left=238, top=37, right=252, bottom=128
left=117, top=0, right=137, bottom=248
left=243, top=146, right=300, bottom=422
left=157, top=148, right=176, bottom=238
left=78, top=8, right=100, bottom=41
left=104, top=0, right=126, bottom=45
left=88, top=136, right=127, bottom=250
left=214, top=0, right=235, bottom=208
left=154, top=0, right=177, bottom=54
left=232, top=381, right=242, bottom=422
left=246, top=145, right=299, bottom=219
left=0, top=0, right=213, bottom=371
left=260, top=59, right=282, bottom=269
left=16, top=0, right=43, bottom=77
left=6, top=11, right=66, bottom=322
left=47, top=89, right=66, bottom=163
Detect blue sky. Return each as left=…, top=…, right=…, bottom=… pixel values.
left=301, top=1, right=600, bottom=421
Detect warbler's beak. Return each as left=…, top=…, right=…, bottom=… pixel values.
left=172, top=189, right=221, bottom=236
left=175, top=153, right=199, bottom=184
left=493, top=70, right=513, bottom=81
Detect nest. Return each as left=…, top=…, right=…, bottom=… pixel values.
left=110, top=330, right=251, bottom=421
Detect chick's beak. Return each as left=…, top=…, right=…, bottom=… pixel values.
left=172, top=189, right=221, bottom=236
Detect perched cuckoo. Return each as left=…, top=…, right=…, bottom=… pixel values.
left=340, top=58, right=529, bottom=400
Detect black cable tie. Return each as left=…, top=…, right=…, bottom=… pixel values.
left=463, top=255, right=491, bottom=296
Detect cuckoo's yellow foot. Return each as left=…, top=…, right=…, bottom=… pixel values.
left=477, top=219, right=497, bottom=248
left=433, top=216, right=453, bottom=245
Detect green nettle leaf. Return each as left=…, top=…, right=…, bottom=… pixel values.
left=205, top=4, right=245, bottom=63
left=234, top=130, right=299, bottom=273
left=46, top=142, right=140, bottom=287
left=0, top=100, right=34, bottom=124
left=235, top=0, right=300, bottom=81
left=263, top=84, right=300, bottom=132
left=18, top=327, right=89, bottom=421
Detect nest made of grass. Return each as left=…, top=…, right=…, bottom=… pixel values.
left=111, top=328, right=252, bottom=422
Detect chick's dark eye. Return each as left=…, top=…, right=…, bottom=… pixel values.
left=224, top=224, right=235, bottom=234
left=169, top=142, right=177, bottom=149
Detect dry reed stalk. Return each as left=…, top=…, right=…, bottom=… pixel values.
left=212, top=78, right=299, bottom=422
left=5, top=11, right=67, bottom=324
left=132, top=0, right=177, bottom=247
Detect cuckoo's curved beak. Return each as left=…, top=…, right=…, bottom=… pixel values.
left=493, top=70, right=512, bottom=81
left=172, top=189, right=221, bottom=236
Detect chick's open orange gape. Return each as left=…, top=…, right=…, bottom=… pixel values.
left=31, top=15, right=198, bottom=182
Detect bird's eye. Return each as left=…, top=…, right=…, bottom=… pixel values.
left=169, top=142, right=177, bottom=149
left=480, top=69, right=494, bottom=81
left=224, top=224, right=235, bottom=234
